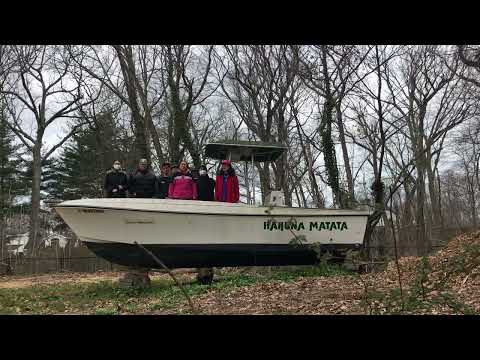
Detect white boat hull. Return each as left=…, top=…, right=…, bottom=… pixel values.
left=55, top=198, right=369, bottom=268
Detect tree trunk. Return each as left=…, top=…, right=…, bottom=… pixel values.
left=471, top=191, right=477, bottom=229
left=145, top=111, right=166, bottom=165
left=0, top=216, right=4, bottom=261
left=293, top=186, right=301, bottom=207
left=165, top=49, right=202, bottom=169
left=401, top=182, right=416, bottom=256
left=133, top=56, right=166, bottom=167
left=128, top=94, right=150, bottom=165
left=124, top=47, right=150, bottom=164
left=298, top=185, right=307, bottom=207
left=305, top=143, right=323, bottom=208
left=436, top=169, right=444, bottom=229
left=295, top=114, right=322, bottom=208
left=320, top=46, right=341, bottom=207
left=335, top=102, right=355, bottom=204
left=274, top=153, right=292, bottom=207
left=466, top=171, right=477, bottom=229
left=169, top=95, right=200, bottom=168
left=0, top=163, right=4, bottom=260
left=426, top=156, right=441, bottom=228
left=27, top=143, right=42, bottom=255
left=181, top=124, right=201, bottom=168
left=94, top=117, right=107, bottom=194
left=244, top=162, right=251, bottom=204
left=321, top=99, right=341, bottom=206
left=169, top=111, right=182, bottom=165
left=256, top=162, right=271, bottom=205
left=274, top=109, right=292, bottom=207
left=113, top=46, right=150, bottom=166
left=415, top=161, right=429, bottom=256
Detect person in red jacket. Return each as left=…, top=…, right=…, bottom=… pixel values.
left=215, top=160, right=239, bottom=203
left=168, top=160, right=197, bottom=200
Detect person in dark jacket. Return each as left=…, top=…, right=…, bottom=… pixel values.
left=157, top=162, right=172, bottom=199
left=194, top=164, right=216, bottom=286
left=104, top=160, right=128, bottom=198
left=170, top=165, right=179, bottom=178
left=191, top=168, right=200, bottom=182
left=128, top=158, right=157, bottom=198
left=215, top=160, right=239, bottom=203
left=196, top=165, right=215, bottom=201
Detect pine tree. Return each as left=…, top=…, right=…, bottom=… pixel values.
left=0, top=104, right=26, bottom=258
left=50, top=113, right=131, bottom=200
left=19, top=157, right=59, bottom=202
left=0, top=111, right=24, bottom=208
left=54, top=131, right=104, bottom=200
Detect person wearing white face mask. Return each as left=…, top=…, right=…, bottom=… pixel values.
left=195, top=165, right=215, bottom=201
left=104, top=160, right=128, bottom=198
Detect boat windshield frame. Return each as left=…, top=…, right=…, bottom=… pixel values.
left=205, top=141, right=287, bottom=206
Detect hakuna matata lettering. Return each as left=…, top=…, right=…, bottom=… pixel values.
left=263, top=220, right=348, bottom=231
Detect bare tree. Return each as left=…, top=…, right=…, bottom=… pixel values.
left=67, top=45, right=168, bottom=169
left=456, top=45, right=480, bottom=88
left=290, top=93, right=324, bottom=208
left=162, top=45, right=215, bottom=168
left=0, top=45, right=99, bottom=253
left=215, top=45, right=301, bottom=205
left=343, top=45, right=402, bottom=249
left=453, top=121, right=480, bottom=228
left=299, top=45, right=375, bottom=207
left=382, top=45, right=477, bottom=254
left=134, top=45, right=167, bottom=166
left=112, top=45, right=151, bottom=164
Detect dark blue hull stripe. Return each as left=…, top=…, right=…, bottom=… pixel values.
left=84, top=242, right=360, bottom=269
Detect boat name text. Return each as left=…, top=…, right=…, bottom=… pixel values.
left=263, top=220, right=348, bottom=232
left=124, top=218, right=154, bottom=224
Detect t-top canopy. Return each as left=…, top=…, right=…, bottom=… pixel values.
left=204, top=140, right=287, bottom=162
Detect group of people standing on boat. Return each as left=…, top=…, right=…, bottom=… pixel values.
left=103, top=158, right=239, bottom=203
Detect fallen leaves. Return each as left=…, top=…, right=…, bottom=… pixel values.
left=174, top=275, right=365, bottom=315
left=174, top=231, right=480, bottom=315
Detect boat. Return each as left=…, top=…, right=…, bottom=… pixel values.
left=55, top=141, right=370, bottom=269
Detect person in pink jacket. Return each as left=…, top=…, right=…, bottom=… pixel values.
left=168, top=160, right=198, bottom=200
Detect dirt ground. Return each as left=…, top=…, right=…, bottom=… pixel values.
left=0, top=271, right=123, bottom=289
left=0, top=271, right=197, bottom=289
